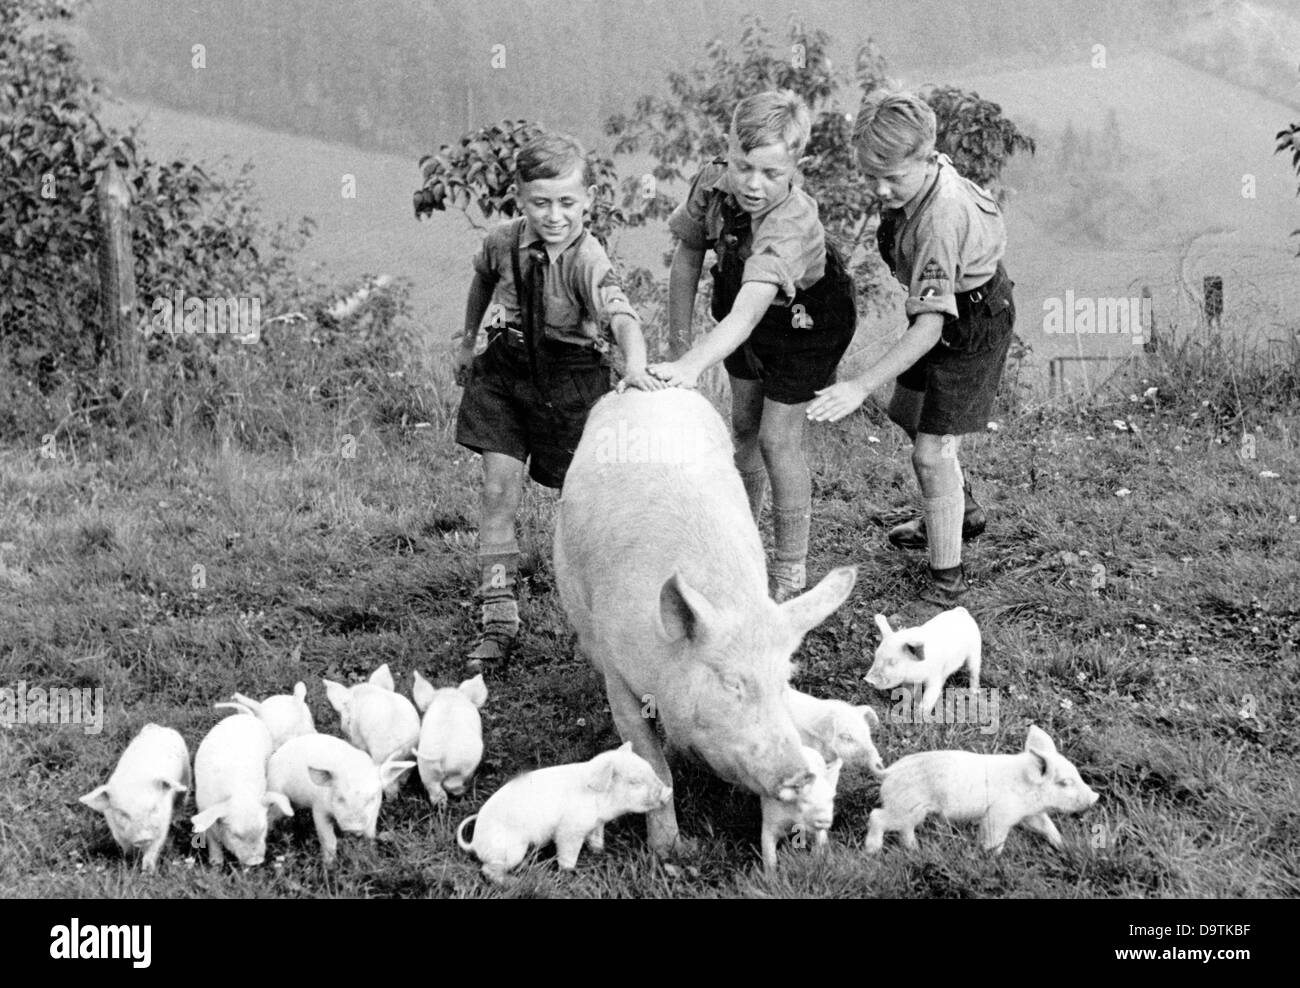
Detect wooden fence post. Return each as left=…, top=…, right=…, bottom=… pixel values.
left=96, top=160, right=138, bottom=372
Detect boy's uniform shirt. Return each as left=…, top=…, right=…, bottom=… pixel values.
left=877, top=153, right=1006, bottom=325
left=472, top=217, right=639, bottom=351
left=668, top=159, right=829, bottom=316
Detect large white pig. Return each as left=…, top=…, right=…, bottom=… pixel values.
left=554, top=388, right=857, bottom=856
left=78, top=723, right=191, bottom=873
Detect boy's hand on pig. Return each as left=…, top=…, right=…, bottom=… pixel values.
left=618, top=365, right=671, bottom=392
left=806, top=378, right=870, bottom=423
left=646, top=360, right=699, bottom=389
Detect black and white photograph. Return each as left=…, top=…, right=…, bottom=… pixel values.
left=1, top=0, right=1296, bottom=926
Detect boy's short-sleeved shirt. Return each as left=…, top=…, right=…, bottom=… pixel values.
left=881, top=154, right=1006, bottom=323
left=471, top=218, right=639, bottom=347
left=667, top=160, right=826, bottom=300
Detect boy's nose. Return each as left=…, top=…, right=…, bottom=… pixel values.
left=875, top=180, right=892, bottom=198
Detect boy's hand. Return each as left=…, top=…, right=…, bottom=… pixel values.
left=453, top=343, right=474, bottom=388
left=617, top=365, right=670, bottom=392
left=647, top=359, right=699, bottom=389
left=806, top=378, right=870, bottom=422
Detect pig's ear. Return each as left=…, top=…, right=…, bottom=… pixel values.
left=857, top=705, right=880, bottom=729
left=905, top=640, right=927, bottom=663
left=369, top=664, right=396, bottom=692
left=1026, top=749, right=1050, bottom=782
left=379, top=759, right=415, bottom=788
left=158, top=777, right=188, bottom=795
left=618, top=741, right=634, bottom=754
left=262, top=791, right=294, bottom=817
left=411, top=670, right=435, bottom=713
left=307, top=766, right=334, bottom=788
left=458, top=674, right=488, bottom=708
left=586, top=758, right=617, bottom=792
left=657, top=571, right=719, bottom=643
left=781, top=566, right=857, bottom=637
left=1025, top=724, right=1057, bottom=756
left=191, top=801, right=230, bottom=833
left=322, top=679, right=350, bottom=714
left=79, top=785, right=112, bottom=812
left=874, top=614, right=893, bottom=638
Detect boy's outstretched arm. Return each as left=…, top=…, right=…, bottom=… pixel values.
left=649, top=280, right=778, bottom=388
left=666, top=242, right=705, bottom=359
left=611, top=315, right=667, bottom=392
left=806, top=313, right=944, bottom=422
left=454, top=270, right=496, bottom=386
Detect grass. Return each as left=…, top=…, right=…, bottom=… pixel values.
left=2, top=347, right=1298, bottom=899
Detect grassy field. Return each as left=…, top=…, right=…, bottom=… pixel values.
left=2, top=347, right=1298, bottom=899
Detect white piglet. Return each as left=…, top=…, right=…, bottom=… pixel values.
left=786, top=687, right=885, bottom=775
left=267, top=733, right=413, bottom=865
left=323, top=663, right=420, bottom=797
left=78, top=723, right=191, bottom=873
left=759, top=745, right=842, bottom=872
left=866, top=606, right=982, bottom=715
left=191, top=712, right=293, bottom=867
left=865, top=724, right=1099, bottom=854
left=214, top=681, right=315, bottom=750
left=411, top=671, right=487, bottom=807
left=457, top=742, right=672, bottom=884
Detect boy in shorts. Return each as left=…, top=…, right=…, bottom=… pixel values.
left=806, top=90, right=1015, bottom=607
left=453, top=132, right=662, bottom=669
left=648, top=90, right=856, bottom=602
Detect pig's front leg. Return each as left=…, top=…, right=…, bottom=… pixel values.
left=554, top=826, right=588, bottom=871
left=920, top=677, right=945, bottom=716
left=978, top=811, right=1014, bottom=854
left=312, top=805, right=339, bottom=865
left=1021, top=811, right=1064, bottom=850
left=760, top=823, right=780, bottom=873
left=207, top=830, right=226, bottom=867
left=585, top=823, right=606, bottom=854
left=605, top=672, right=680, bottom=857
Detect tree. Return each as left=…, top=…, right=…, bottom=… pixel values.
left=1277, top=122, right=1300, bottom=256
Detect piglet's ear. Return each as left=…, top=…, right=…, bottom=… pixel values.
left=79, top=785, right=112, bottom=812
left=856, top=705, right=880, bottom=729
left=1026, top=749, right=1050, bottom=783
left=411, top=670, right=435, bottom=714
left=458, top=674, right=488, bottom=709
left=874, top=614, right=893, bottom=638
left=369, top=663, right=396, bottom=692
left=322, top=679, right=350, bottom=714
left=905, top=641, right=927, bottom=664
left=587, top=758, right=616, bottom=793
left=158, top=778, right=187, bottom=795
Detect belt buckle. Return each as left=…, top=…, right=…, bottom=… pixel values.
left=506, top=326, right=526, bottom=347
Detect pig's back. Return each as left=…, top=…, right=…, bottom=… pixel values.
left=117, top=724, right=189, bottom=786
left=558, top=389, right=766, bottom=610
left=196, top=716, right=272, bottom=804
left=882, top=750, right=1019, bottom=819
left=269, top=735, right=368, bottom=805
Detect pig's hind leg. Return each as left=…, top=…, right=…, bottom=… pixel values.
left=605, top=674, right=681, bottom=857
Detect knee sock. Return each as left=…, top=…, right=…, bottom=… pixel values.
left=739, top=465, right=768, bottom=520
left=477, top=538, right=520, bottom=635
left=924, top=459, right=964, bottom=570
left=772, top=503, right=811, bottom=592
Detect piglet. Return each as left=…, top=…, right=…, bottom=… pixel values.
left=866, top=606, right=981, bottom=715
left=786, top=687, right=885, bottom=776
left=412, top=671, right=487, bottom=807
left=759, top=745, right=842, bottom=872
left=456, top=741, right=672, bottom=884
left=323, top=663, right=420, bottom=797
left=865, top=724, right=1099, bottom=854
left=191, top=712, right=293, bottom=867
left=266, top=733, right=414, bottom=865
left=78, top=723, right=191, bottom=873
left=214, top=681, right=315, bottom=750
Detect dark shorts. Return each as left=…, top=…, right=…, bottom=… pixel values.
left=454, top=337, right=611, bottom=489
left=723, top=313, right=856, bottom=406
left=896, top=265, right=1016, bottom=435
